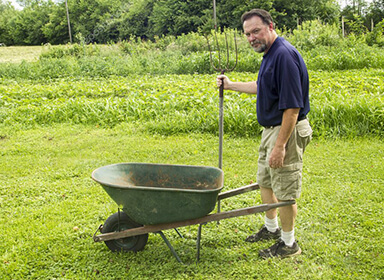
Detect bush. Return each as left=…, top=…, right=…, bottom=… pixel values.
left=366, top=19, right=384, bottom=47
left=283, top=20, right=342, bottom=50
left=39, top=43, right=101, bottom=59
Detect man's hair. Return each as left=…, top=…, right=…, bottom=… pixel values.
left=241, top=9, right=274, bottom=27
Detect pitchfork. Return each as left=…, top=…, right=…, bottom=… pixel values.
left=207, top=0, right=238, bottom=216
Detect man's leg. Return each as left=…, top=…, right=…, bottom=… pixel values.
left=278, top=202, right=296, bottom=232
left=278, top=202, right=297, bottom=247
left=260, top=186, right=278, bottom=219
left=245, top=186, right=281, bottom=242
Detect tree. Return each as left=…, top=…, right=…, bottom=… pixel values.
left=148, top=0, right=212, bottom=37
left=42, top=1, right=71, bottom=44
left=63, top=0, right=124, bottom=43
left=0, top=1, right=17, bottom=45
left=272, top=0, right=340, bottom=30
left=216, top=0, right=274, bottom=30
left=341, top=0, right=377, bottom=30
left=366, top=0, right=384, bottom=26
left=10, top=1, right=52, bottom=45
left=117, top=0, right=155, bottom=39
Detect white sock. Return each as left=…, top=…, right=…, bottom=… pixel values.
left=264, top=216, right=279, bottom=233
left=281, top=229, right=295, bottom=247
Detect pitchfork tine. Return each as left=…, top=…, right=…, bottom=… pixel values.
left=207, top=30, right=238, bottom=74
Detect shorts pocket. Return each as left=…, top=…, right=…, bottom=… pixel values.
left=273, top=168, right=302, bottom=200
left=297, top=119, right=313, bottom=138
left=297, top=120, right=313, bottom=151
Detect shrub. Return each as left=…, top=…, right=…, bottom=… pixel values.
left=39, top=43, right=101, bottom=59
left=366, top=19, right=384, bottom=47
left=283, top=20, right=342, bottom=50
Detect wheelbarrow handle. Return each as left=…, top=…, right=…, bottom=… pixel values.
left=218, top=183, right=260, bottom=201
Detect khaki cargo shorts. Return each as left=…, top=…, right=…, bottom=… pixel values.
left=257, top=118, right=313, bottom=200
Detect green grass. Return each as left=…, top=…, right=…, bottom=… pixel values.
left=0, top=125, right=383, bottom=279
left=1, top=43, right=383, bottom=279
left=0, top=46, right=43, bottom=63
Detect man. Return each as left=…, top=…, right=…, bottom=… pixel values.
left=217, top=9, right=312, bottom=258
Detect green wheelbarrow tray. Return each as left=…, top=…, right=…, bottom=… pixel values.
left=92, top=163, right=224, bottom=225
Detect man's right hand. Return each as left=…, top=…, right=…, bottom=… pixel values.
left=216, top=75, right=231, bottom=90
left=216, top=75, right=257, bottom=95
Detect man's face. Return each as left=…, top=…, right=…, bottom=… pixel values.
left=243, top=16, right=274, bottom=53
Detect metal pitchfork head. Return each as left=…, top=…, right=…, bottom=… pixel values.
left=207, top=31, right=238, bottom=76
left=207, top=0, right=238, bottom=76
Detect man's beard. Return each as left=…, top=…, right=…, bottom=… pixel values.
left=251, top=41, right=267, bottom=53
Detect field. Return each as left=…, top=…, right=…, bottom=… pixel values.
left=0, top=42, right=383, bottom=279
left=0, top=46, right=43, bottom=63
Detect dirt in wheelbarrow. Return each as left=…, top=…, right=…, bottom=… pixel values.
left=116, top=171, right=217, bottom=191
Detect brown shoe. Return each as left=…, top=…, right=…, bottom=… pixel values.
left=245, top=225, right=281, bottom=242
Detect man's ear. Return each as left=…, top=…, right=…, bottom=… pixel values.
left=269, top=22, right=274, bottom=31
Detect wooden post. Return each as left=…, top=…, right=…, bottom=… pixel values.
left=65, top=0, right=72, bottom=44
left=342, top=16, right=345, bottom=37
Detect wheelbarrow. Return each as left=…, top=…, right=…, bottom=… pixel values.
left=92, top=162, right=295, bottom=263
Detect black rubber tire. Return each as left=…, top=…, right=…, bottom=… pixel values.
left=101, top=212, right=148, bottom=252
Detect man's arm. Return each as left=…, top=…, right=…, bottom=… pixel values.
left=269, top=108, right=300, bottom=169
left=217, top=75, right=257, bottom=95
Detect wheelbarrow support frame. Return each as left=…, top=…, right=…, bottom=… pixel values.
left=93, top=183, right=295, bottom=263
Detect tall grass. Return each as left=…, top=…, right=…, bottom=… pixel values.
left=1, top=26, right=384, bottom=79
left=1, top=71, right=383, bottom=138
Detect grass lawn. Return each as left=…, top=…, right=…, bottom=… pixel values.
left=0, top=46, right=44, bottom=63
left=0, top=124, right=383, bottom=279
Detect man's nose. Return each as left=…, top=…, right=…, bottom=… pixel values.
left=248, top=34, right=256, bottom=41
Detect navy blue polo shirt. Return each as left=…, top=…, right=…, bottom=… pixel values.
left=256, top=37, right=310, bottom=127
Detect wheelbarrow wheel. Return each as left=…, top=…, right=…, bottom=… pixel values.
left=101, top=212, right=148, bottom=253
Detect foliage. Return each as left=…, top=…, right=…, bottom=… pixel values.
left=114, top=0, right=154, bottom=40
left=366, top=18, right=384, bottom=46
left=272, top=0, right=340, bottom=29
left=8, top=0, right=52, bottom=45
left=343, top=13, right=369, bottom=35
left=148, top=0, right=211, bottom=38
left=39, top=43, right=101, bottom=59
left=0, top=0, right=345, bottom=45
left=283, top=20, right=341, bottom=50
left=0, top=0, right=17, bottom=45
left=41, top=2, right=70, bottom=45
left=2, top=0, right=384, bottom=46
left=302, top=44, right=384, bottom=70
left=0, top=29, right=383, bottom=138
left=366, top=0, right=384, bottom=26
